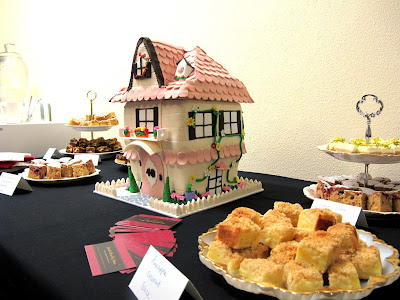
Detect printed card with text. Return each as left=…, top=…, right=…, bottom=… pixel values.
left=129, top=246, right=202, bottom=300
left=84, top=240, right=136, bottom=276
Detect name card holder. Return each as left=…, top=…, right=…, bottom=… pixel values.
left=43, top=148, right=62, bottom=160
left=129, top=246, right=203, bottom=300
left=0, top=172, right=33, bottom=196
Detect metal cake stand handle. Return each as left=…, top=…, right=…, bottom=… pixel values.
left=87, top=90, right=97, bottom=140
left=356, top=94, right=384, bottom=186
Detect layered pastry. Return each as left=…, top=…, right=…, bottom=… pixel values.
left=205, top=204, right=383, bottom=293
left=115, top=154, right=129, bottom=165
left=325, top=137, right=400, bottom=155
left=68, top=112, right=119, bottom=126
left=314, top=174, right=400, bottom=212
left=65, top=137, right=122, bottom=154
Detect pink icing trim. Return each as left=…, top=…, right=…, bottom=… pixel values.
left=188, top=151, right=197, bottom=164
left=176, top=152, right=188, bottom=166
left=196, top=149, right=204, bottom=163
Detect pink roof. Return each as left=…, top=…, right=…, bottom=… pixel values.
left=110, top=39, right=253, bottom=104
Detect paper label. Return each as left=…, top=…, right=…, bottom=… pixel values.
left=129, top=246, right=202, bottom=300
left=0, top=172, right=32, bottom=196
left=311, top=198, right=368, bottom=227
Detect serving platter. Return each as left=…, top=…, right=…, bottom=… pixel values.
left=20, top=168, right=101, bottom=183
left=60, top=149, right=121, bottom=159
left=198, top=228, right=400, bottom=300
left=64, top=124, right=115, bottom=132
left=317, top=145, right=400, bottom=165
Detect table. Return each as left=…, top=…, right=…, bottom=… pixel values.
left=1, top=159, right=399, bottom=300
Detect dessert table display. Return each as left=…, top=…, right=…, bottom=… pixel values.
left=1, top=159, right=399, bottom=300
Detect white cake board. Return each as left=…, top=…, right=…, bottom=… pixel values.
left=93, top=186, right=264, bottom=218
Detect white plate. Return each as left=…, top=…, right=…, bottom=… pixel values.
left=20, top=168, right=101, bottom=183
left=65, top=124, right=115, bottom=132
left=199, top=228, right=400, bottom=300
left=59, top=149, right=121, bottom=159
left=317, top=145, right=400, bottom=164
left=303, top=184, right=400, bottom=217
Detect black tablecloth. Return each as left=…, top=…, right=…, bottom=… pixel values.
left=1, top=159, right=399, bottom=300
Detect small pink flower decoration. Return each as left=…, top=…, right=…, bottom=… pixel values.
left=222, top=186, right=231, bottom=191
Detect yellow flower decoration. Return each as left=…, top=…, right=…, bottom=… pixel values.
left=209, top=165, right=215, bottom=172
left=241, top=129, right=245, bottom=137
left=235, top=176, right=240, bottom=183
left=215, top=143, right=221, bottom=151
left=187, top=117, right=195, bottom=127
left=189, top=175, right=196, bottom=182
left=212, top=105, right=219, bottom=112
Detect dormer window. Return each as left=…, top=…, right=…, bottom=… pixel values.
left=134, top=52, right=152, bottom=79
left=174, top=58, right=194, bottom=80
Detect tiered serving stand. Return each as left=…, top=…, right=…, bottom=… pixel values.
left=62, top=90, right=120, bottom=158
left=318, top=94, right=400, bottom=186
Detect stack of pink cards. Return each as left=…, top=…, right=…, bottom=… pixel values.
left=85, top=214, right=181, bottom=276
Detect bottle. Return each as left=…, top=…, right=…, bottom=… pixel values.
left=0, top=43, right=29, bottom=123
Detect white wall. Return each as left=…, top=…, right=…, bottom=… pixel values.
left=1, top=0, right=400, bottom=181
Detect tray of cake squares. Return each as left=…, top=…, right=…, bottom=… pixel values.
left=20, top=157, right=100, bottom=183
left=66, top=112, right=119, bottom=132
left=318, top=137, right=400, bottom=165
left=59, top=137, right=122, bottom=159
left=303, top=174, right=400, bottom=217
left=198, top=203, right=400, bottom=299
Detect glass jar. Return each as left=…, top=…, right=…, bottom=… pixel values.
left=0, top=43, right=29, bottom=123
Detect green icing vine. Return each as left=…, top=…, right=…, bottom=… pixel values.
left=186, top=105, right=245, bottom=185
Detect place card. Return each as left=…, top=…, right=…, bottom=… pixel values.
left=0, top=172, right=33, bottom=196
left=129, top=246, right=202, bottom=300
left=74, top=154, right=100, bottom=166
left=43, top=148, right=62, bottom=160
left=311, top=198, right=368, bottom=227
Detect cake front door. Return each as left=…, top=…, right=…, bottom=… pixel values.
left=207, top=168, right=223, bottom=196
left=139, top=149, right=164, bottom=199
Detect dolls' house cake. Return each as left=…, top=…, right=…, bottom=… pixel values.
left=98, top=37, right=262, bottom=217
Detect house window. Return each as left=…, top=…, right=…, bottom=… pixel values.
left=136, top=107, right=158, bottom=132
left=219, top=110, right=241, bottom=135
left=134, top=54, right=152, bottom=79
left=208, top=168, right=223, bottom=196
left=188, top=111, right=216, bottom=140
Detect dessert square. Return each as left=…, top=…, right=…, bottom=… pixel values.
left=295, top=231, right=341, bottom=273
left=28, top=164, right=46, bottom=179
left=327, top=222, right=358, bottom=253
left=297, top=208, right=342, bottom=231
left=283, top=260, right=323, bottom=292
left=367, top=192, right=393, bottom=212
left=273, top=201, right=303, bottom=227
left=217, top=216, right=260, bottom=249
left=267, top=240, right=298, bottom=265
left=207, top=239, right=247, bottom=271
left=328, top=261, right=361, bottom=290
left=46, top=163, right=62, bottom=179
left=351, top=245, right=382, bottom=279
left=226, top=207, right=261, bottom=224
left=71, top=162, right=90, bottom=177
left=239, top=258, right=284, bottom=287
